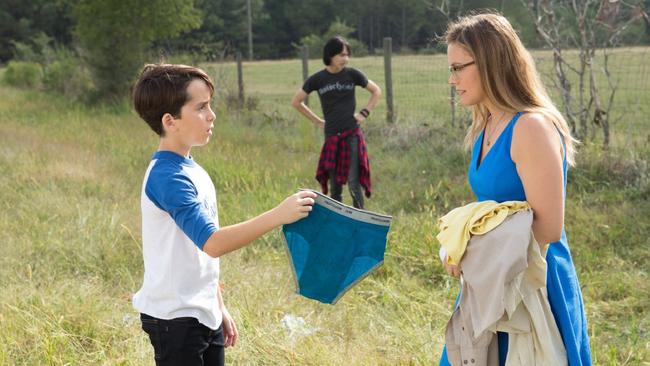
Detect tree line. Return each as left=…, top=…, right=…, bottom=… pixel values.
left=2, top=0, right=648, bottom=100
left=4, top=0, right=649, bottom=62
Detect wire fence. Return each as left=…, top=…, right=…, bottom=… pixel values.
left=205, top=44, right=650, bottom=149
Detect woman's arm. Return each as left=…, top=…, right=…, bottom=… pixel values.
left=511, top=112, right=565, bottom=245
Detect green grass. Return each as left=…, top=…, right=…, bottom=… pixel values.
left=0, top=49, right=648, bottom=364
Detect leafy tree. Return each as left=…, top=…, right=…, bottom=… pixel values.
left=254, top=0, right=339, bottom=58
left=298, top=19, right=367, bottom=59
left=159, top=0, right=263, bottom=61
left=73, top=0, right=201, bottom=99
left=0, top=0, right=74, bottom=63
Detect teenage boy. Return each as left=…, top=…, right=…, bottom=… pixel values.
left=291, top=36, right=381, bottom=209
left=132, top=64, right=316, bottom=365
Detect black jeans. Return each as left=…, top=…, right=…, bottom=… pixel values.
left=140, top=313, right=225, bottom=366
left=329, top=134, right=364, bottom=209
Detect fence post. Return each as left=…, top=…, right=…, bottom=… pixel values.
left=450, top=86, right=456, bottom=127
left=236, top=51, right=244, bottom=109
left=246, top=0, right=253, bottom=61
left=301, top=45, right=309, bottom=106
left=383, top=37, right=394, bottom=123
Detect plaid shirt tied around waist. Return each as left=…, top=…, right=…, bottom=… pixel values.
left=316, top=127, right=371, bottom=198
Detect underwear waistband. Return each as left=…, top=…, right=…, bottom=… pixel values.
left=300, top=188, right=392, bottom=226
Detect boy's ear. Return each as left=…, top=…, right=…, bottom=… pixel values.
left=161, top=113, right=177, bottom=133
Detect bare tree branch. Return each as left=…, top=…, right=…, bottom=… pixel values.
left=523, top=0, right=647, bottom=148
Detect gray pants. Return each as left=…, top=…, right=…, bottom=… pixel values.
left=329, top=135, right=364, bottom=209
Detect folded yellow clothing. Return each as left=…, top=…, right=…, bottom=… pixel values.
left=437, top=200, right=531, bottom=265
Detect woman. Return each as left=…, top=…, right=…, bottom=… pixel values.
left=439, top=13, right=592, bottom=365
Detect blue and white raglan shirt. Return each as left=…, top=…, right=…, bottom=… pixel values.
left=133, top=151, right=222, bottom=330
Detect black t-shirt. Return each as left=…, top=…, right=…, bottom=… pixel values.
left=302, top=67, right=369, bottom=136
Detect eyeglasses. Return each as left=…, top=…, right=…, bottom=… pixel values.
left=449, top=61, right=475, bottom=78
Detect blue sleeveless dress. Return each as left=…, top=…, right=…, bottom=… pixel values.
left=439, top=112, right=592, bottom=365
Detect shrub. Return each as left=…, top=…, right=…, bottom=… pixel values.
left=3, top=61, right=43, bottom=88
left=11, top=33, right=56, bottom=65
left=42, top=49, right=95, bottom=101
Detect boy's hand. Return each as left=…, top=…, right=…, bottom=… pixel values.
left=275, top=191, right=316, bottom=225
left=221, top=307, right=238, bottom=347
left=354, top=113, right=366, bottom=124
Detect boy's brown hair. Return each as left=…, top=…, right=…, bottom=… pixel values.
left=133, top=64, right=214, bottom=136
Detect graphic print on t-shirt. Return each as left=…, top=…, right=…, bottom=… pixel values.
left=317, top=81, right=355, bottom=95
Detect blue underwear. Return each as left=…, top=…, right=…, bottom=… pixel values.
left=282, top=189, right=392, bottom=304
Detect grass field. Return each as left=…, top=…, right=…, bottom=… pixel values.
left=0, top=50, right=648, bottom=365
left=205, top=47, right=650, bottom=150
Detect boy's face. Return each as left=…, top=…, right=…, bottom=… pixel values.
left=173, top=79, right=216, bottom=148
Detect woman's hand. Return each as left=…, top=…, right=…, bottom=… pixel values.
left=443, top=261, right=461, bottom=278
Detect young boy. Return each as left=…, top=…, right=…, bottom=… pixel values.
left=132, top=64, right=316, bottom=365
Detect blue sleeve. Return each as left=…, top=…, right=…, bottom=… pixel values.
left=145, top=165, right=217, bottom=250
left=350, top=68, right=369, bottom=88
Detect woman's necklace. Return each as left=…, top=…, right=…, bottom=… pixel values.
left=485, top=112, right=508, bottom=147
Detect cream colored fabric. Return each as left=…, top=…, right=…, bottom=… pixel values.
left=444, top=210, right=567, bottom=366
left=437, top=200, right=530, bottom=265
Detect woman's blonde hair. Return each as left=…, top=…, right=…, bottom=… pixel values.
left=444, top=12, right=577, bottom=165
